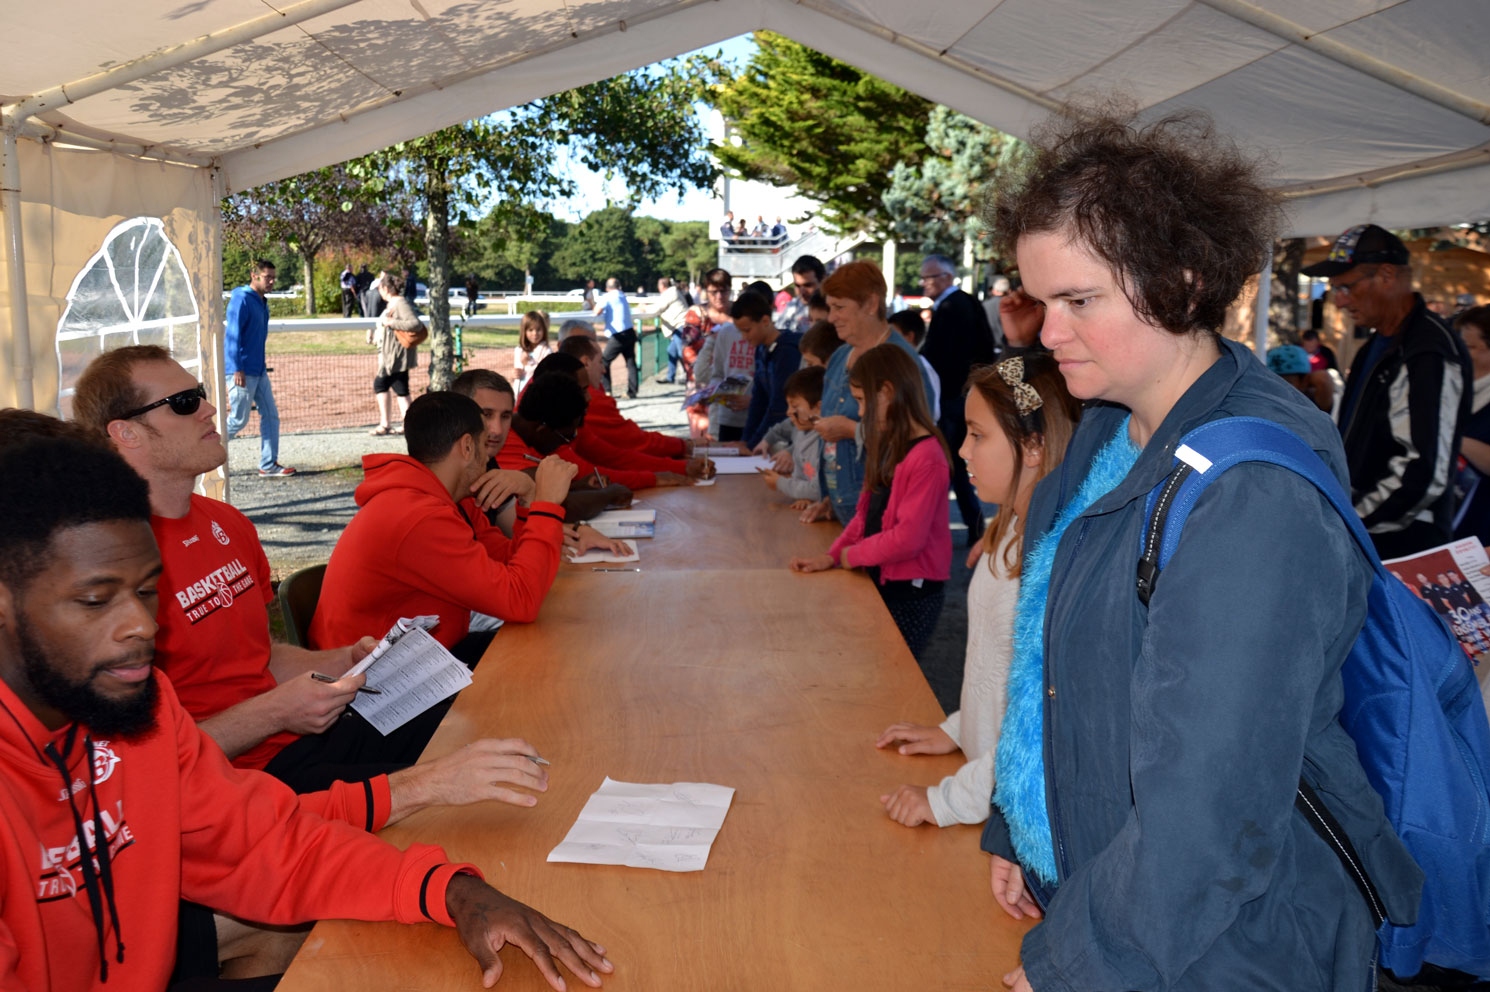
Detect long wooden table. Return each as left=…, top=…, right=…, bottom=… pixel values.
left=280, top=476, right=1032, bottom=990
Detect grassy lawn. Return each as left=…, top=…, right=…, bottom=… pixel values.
left=266, top=327, right=527, bottom=355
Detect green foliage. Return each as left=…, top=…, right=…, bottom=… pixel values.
left=452, top=207, right=570, bottom=290
left=708, top=32, right=932, bottom=237
left=882, top=106, right=1032, bottom=268
left=223, top=164, right=408, bottom=315
left=552, top=207, right=644, bottom=287
left=658, top=221, right=716, bottom=285
left=345, top=57, right=719, bottom=389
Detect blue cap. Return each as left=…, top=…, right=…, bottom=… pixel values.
left=1267, top=345, right=1312, bottom=376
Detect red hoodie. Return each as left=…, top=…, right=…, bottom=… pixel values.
left=497, top=427, right=659, bottom=491
left=583, top=386, right=687, bottom=458
left=0, top=672, right=476, bottom=991
left=310, top=453, right=565, bottom=651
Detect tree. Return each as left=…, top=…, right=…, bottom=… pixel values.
left=658, top=221, right=715, bottom=286
left=882, top=107, right=1031, bottom=280
left=553, top=207, right=645, bottom=288
left=349, top=61, right=718, bottom=389
left=454, top=207, right=570, bottom=291
left=708, top=32, right=932, bottom=237
left=222, top=165, right=404, bottom=314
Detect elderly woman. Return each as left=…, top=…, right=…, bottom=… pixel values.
left=367, top=272, right=421, bottom=435
left=982, top=111, right=1420, bottom=992
left=804, top=261, right=934, bottom=525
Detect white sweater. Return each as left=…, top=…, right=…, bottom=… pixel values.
left=928, top=534, right=1018, bottom=827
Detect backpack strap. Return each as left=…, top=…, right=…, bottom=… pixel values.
left=1135, top=415, right=1389, bottom=929
left=1137, top=416, right=1387, bottom=596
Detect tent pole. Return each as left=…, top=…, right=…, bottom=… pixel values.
left=1, top=115, right=35, bottom=409
left=1254, top=257, right=1273, bottom=359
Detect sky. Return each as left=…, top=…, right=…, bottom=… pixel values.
left=542, top=34, right=772, bottom=225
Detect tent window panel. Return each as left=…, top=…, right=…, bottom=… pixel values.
left=55, top=217, right=202, bottom=417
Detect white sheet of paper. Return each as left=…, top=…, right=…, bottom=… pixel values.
left=711, top=456, right=773, bottom=475
left=693, top=477, right=717, bottom=487
left=548, top=777, right=735, bottom=872
left=349, top=626, right=472, bottom=735
left=567, top=540, right=640, bottom=564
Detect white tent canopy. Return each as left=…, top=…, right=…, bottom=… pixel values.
left=4, top=0, right=1490, bottom=411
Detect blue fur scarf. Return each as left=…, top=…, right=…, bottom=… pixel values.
left=993, top=417, right=1140, bottom=885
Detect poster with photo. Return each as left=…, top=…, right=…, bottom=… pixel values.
left=1383, top=537, right=1490, bottom=711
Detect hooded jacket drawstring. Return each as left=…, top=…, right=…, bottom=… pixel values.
left=43, top=726, right=125, bottom=983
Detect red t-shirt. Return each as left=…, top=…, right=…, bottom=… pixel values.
left=151, top=495, right=295, bottom=770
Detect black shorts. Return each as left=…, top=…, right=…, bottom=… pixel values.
left=373, top=370, right=410, bottom=396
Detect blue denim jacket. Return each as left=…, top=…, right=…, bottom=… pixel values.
left=820, top=330, right=936, bottom=524
left=982, top=338, right=1421, bottom=991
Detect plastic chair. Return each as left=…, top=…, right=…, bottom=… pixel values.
left=277, top=563, right=326, bottom=648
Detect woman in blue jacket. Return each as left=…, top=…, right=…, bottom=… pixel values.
left=981, top=111, right=1421, bottom=992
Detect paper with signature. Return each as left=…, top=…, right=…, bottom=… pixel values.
left=547, top=778, right=735, bottom=872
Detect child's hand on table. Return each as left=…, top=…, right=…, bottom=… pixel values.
left=880, top=785, right=934, bottom=827
left=875, top=722, right=956, bottom=755
left=788, top=553, right=835, bottom=573
left=798, top=498, right=834, bottom=524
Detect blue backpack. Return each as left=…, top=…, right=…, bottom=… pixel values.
left=1136, top=416, right=1490, bottom=980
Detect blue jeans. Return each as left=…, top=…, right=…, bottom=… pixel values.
left=226, top=373, right=280, bottom=471
left=665, top=333, right=683, bottom=382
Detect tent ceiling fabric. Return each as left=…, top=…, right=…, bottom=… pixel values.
left=3, top=0, right=1488, bottom=235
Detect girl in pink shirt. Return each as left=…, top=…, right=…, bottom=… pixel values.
left=790, top=342, right=952, bottom=661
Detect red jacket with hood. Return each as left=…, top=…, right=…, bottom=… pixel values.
left=309, top=453, right=565, bottom=651
left=583, top=386, right=687, bottom=458
left=0, top=672, right=476, bottom=992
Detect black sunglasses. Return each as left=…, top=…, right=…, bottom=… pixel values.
left=119, top=384, right=207, bottom=420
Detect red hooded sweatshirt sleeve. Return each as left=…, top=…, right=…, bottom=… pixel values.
left=309, top=454, right=564, bottom=652
left=496, top=421, right=658, bottom=491
left=574, top=425, right=686, bottom=475
left=0, top=673, right=477, bottom=992
left=584, top=386, right=687, bottom=457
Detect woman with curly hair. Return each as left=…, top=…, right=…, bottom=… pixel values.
left=982, top=109, right=1421, bottom=992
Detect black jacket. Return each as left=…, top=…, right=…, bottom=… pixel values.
left=919, top=289, right=994, bottom=426
left=1338, top=294, right=1470, bottom=543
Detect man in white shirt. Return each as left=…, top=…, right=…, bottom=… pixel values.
left=593, top=277, right=638, bottom=398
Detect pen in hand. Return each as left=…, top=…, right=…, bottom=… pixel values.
left=310, top=671, right=382, bottom=694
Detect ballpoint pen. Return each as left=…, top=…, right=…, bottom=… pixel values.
left=310, top=671, right=382, bottom=694
left=593, top=567, right=642, bottom=573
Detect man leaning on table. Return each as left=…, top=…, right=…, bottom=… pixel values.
left=0, top=433, right=612, bottom=992
left=310, top=391, right=576, bottom=660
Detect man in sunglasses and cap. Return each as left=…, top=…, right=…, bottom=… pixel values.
left=1304, top=224, right=1472, bottom=558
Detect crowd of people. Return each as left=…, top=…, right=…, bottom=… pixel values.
left=5, top=105, right=1490, bottom=992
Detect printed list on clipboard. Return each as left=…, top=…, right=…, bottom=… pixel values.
left=345, top=615, right=472, bottom=735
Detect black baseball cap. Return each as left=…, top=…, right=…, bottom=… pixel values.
left=1302, top=224, right=1411, bottom=278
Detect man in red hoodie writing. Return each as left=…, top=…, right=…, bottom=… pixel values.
left=0, top=435, right=611, bottom=991
left=310, top=390, right=576, bottom=658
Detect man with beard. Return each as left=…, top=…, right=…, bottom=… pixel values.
left=0, top=436, right=613, bottom=991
